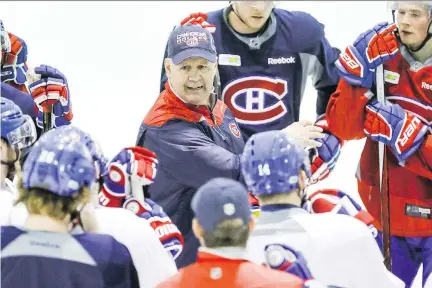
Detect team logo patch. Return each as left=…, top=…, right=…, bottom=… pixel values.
left=229, top=122, right=241, bottom=138
left=222, top=76, right=288, bottom=125
left=176, top=32, right=208, bottom=47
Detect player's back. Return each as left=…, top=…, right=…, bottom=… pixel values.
left=157, top=250, right=304, bottom=288
left=93, top=206, right=178, bottom=287
left=247, top=208, right=404, bottom=288
left=1, top=226, right=139, bottom=288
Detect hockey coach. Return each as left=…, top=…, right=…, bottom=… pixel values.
left=136, top=24, right=246, bottom=268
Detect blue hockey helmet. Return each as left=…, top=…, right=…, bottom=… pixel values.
left=1, top=97, right=37, bottom=150
left=21, top=127, right=96, bottom=197
left=48, top=125, right=107, bottom=177
left=240, top=130, right=311, bottom=196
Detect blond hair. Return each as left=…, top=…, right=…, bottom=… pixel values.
left=15, top=177, right=91, bottom=221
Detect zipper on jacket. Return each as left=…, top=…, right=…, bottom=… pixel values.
left=207, top=107, right=226, bottom=141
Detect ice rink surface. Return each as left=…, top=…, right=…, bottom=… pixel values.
left=0, top=1, right=422, bottom=286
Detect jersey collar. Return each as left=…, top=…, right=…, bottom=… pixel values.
left=260, top=203, right=300, bottom=212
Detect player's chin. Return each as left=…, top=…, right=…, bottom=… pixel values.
left=400, top=34, right=419, bottom=47
left=247, top=17, right=266, bottom=28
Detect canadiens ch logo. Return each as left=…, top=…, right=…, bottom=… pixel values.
left=222, top=76, right=288, bottom=125
left=229, top=122, right=241, bottom=138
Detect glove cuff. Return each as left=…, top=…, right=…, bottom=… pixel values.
left=98, top=186, right=124, bottom=208
left=123, top=197, right=147, bottom=215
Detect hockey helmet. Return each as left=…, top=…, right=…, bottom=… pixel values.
left=22, top=126, right=96, bottom=197
left=1, top=97, right=37, bottom=150
left=240, top=130, right=311, bottom=196
left=49, top=125, right=107, bottom=177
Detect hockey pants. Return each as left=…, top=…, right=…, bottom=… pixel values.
left=376, top=232, right=432, bottom=287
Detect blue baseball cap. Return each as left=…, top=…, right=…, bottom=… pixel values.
left=191, top=178, right=251, bottom=233
left=167, top=24, right=217, bottom=65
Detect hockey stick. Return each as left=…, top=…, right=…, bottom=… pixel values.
left=43, top=108, right=53, bottom=132
left=376, top=64, right=392, bottom=271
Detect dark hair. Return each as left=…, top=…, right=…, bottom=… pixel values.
left=202, top=218, right=250, bottom=248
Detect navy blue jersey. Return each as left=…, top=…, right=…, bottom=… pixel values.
left=1, top=82, right=36, bottom=117
left=160, top=8, right=340, bottom=141
left=1, top=226, right=139, bottom=288
left=136, top=82, right=245, bottom=268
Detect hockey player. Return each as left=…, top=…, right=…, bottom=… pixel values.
left=317, top=1, right=432, bottom=286
left=242, top=130, right=404, bottom=288
left=157, top=177, right=307, bottom=288
left=8, top=125, right=179, bottom=287
left=160, top=1, right=341, bottom=150
left=1, top=127, right=140, bottom=288
left=1, top=21, right=73, bottom=132
left=1, top=20, right=29, bottom=94
left=0, top=97, right=37, bottom=225
left=98, top=146, right=185, bottom=262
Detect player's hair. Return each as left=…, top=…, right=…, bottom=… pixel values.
left=15, top=177, right=91, bottom=221
left=202, top=218, right=250, bottom=248
left=1, top=138, right=17, bottom=162
left=257, top=189, right=300, bottom=206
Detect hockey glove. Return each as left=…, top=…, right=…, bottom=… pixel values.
left=98, top=146, right=158, bottom=207
left=179, top=12, right=216, bottom=33
left=336, top=22, right=398, bottom=89
left=265, top=243, right=323, bottom=287
left=364, top=98, right=428, bottom=163
left=124, top=198, right=184, bottom=260
left=1, top=28, right=29, bottom=91
left=305, top=189, right=378, bottom=238
left=309, top=118, right=344, bottom=184
left=28, top=65, right=73, bottom=129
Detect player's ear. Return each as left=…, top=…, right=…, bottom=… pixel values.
left=164, top=58, right=172, bottom=75
left=192, top=218, right=203, bottom=239
left=298, top=169, right=307, bottom=191
left=248, top=217, right=256, bottom=232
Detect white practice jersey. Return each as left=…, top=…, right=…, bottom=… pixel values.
left=92, top=207, right=178, bottom=288
left=426, top=274, right=432, bottom=288
left=0, top=187, right=14, bottom=226
left=247, top=206, right=404, bottom=288
left=7, top=202, right=177, bottom=288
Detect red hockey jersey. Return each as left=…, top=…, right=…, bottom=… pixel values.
left=156, top=247, right=304, bottom=288
left=326, top=46, right=432, bottom=237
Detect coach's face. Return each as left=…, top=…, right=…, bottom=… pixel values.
left=165, top=57, right=217, bottom=106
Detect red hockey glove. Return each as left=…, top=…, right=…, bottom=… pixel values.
left=336, top=22, right=398, bottom=89
left=98, top=147, right=158, bottom=208
left=1, top=27, right=29, bottom=92
left=180, top=12, right=216, bottom=33
left=28, top=65, right=73, bottom=129
left=305, top=189, right=377, bottom=238
left=124, top=198, right=184, bottom=260
left=364, top=98, right=428, bottom=163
